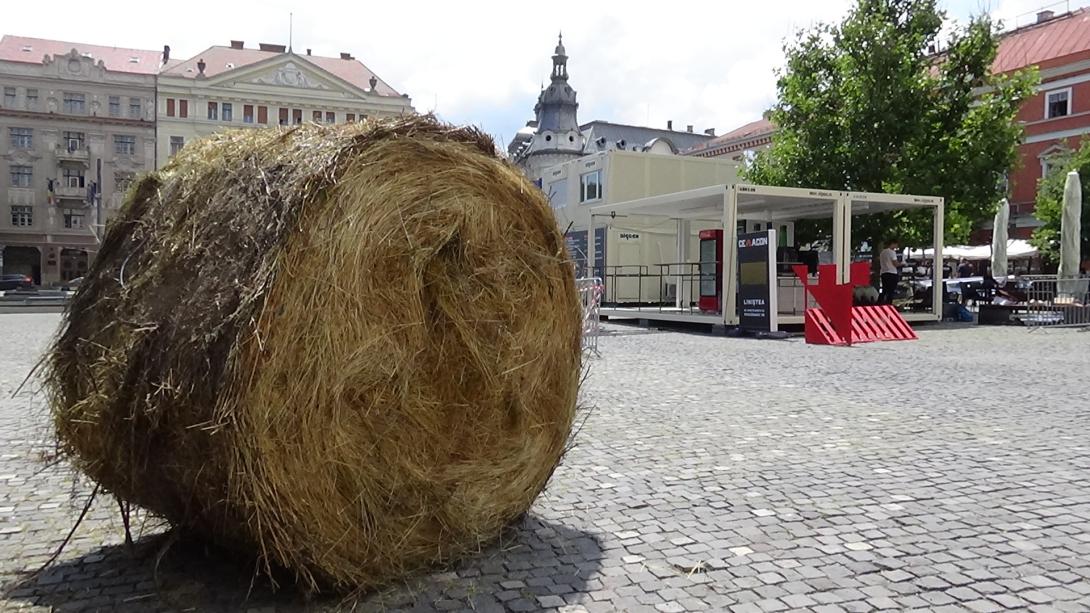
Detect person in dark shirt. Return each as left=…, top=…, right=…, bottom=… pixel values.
left=957, top=259, right=974, bottom=279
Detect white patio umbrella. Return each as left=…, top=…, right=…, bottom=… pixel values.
left=1057, top=170, right=1083, bottom=295
left=991, top=198, right=1009, bottom=284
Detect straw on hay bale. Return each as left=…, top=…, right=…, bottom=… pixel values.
left=46, top=115, right=582, bottom=591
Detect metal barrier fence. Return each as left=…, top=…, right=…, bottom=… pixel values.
left=1022, top=275, right=1090, bottom=329
left=576, top=277, right=604, bottom=355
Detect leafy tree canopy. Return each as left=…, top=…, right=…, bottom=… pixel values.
left=746, top=0, right=1036, bottom=248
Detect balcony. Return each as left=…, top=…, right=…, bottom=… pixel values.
left=54, top=144, right=90, bottom=164
left=54, top=183, right=87, bottom=200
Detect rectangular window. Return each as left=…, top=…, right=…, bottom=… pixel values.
left=1045, top=89, right=1071, bottom=119
left=62, top=167, right=85, bottom=188
left=547, top=179, right=568, bottom=210
left=3, top=87, right=15, bottom=106
left=25, top=88, right=37, bottom=109
left=64, top=210, right=84, bottom=229
left=9, top=127, right=32, bottom=149
left=222, top=102, right=233, bottom=122
left=579, top=170, right=603, bottom=203
left=10, top=205, right=32, bottom=227
left=166, top=98, right=175, bottom=117
left=258, top=105, right=268, bottom=124
left=179, top=99, right=188, bottom=118
left=62, top=131, right=85, bottom=151
left=109, top=96, right=121, bottom=117
left=346, top=113, right=356, bottom=123
left=207, top=101, right=218, bottom=121
left=169, top=136, right=184, bottom=156
left=63, top=92, right=86, bottom=114
left=325, top=111, right=336, bottom=124
left=292, top=109, right=303, bottom=125
left=243, top=104, right=254, bottom=124
left=114, top=135, right=136, bottom=156
left=115, top=171, right=135, bottom=192
left=312, top=110, right=323, bottom=123
left=10, top=165, right=32, bottom=188
left=129, top=97, right=141, bottom=119
left=279, top=107, right=289, bottom=125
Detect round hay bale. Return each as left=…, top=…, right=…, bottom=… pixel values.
left=46, top=116, right=582, bottom=591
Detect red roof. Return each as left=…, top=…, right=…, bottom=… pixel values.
left=687, top=118, right=776, bottom=153
left=161, top=46, right=401, bottom=97
left=992, top=8, right=1090, bottom=73
left=0, top=35, right=161, bottom=75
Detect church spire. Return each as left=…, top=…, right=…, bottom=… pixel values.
left=552, top=32, right=568, bottom=81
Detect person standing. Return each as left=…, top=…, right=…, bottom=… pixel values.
left=957, top=258, right=973, bottom=279
left=879, top=239, right=901, bottom=305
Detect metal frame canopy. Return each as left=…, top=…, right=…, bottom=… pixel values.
left=588, top=183, right=944, bottom=325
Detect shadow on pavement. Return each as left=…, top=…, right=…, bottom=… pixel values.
left=6, top=514, right=602, bottom=612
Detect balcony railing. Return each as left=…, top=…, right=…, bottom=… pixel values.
left=54, top=144, right=90, bottom=163
left=54, top=184, right=86, bottom=199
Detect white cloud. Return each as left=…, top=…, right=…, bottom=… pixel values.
left=5, top=0, right=1087, bottom=146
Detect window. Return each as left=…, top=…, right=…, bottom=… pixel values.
left=114, top=135, right=136, bottom=156
left=129, top=97, right=141, bottom=119
left=179, top=99, right=188, bottom=118
left=1045, top=89, right=1071, bottom=119
left=10, top=165, right=32, bottom=188
left=63, top=92, right=86, bottom=114
left=292, top=109, right=303, bottom=125
left=64, top=210, right=84, bottom=229
left=258, top=105, right=268, bottom=124
left=222, top=102, right=232, bottom=122
left=169, top=136, right=184, bottom=156
left=243, top=104, right=254, bottom=124
left=579, top=170, right=603, bottom=203
left=25, top=88, right=37, bottom=109
left=346, top=113, right=356, bottom=123
left=109, top=96, right=120, bottom=117
left=63, top=131, right=85, bottom=151
left=115, top=171, right=135, bottom=192
left=9, top=127, right=32, bottom=149
left=10, top=205, right=32, bottom=227
left=3, top=87, right=15, bottom=106
left=62, top=167, right=84, bottom=188
left=325, top=111, right=335, bottom=124
left=312, top=110, right=323, bottom=123
left=547, top=179, right=567, bottom=210
left=207, top=101, right=218, bottom=120
left=166, top=98, right=175, bottom=117
left=278, top=107, right=289, bottom=125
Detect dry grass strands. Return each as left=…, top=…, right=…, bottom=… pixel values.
left=46, top=115, right=582, bottom=591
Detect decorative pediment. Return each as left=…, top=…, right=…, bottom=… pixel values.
left=1038, top=143, right=1070, bottom=160
left=248, top=61, right=330, bottom=90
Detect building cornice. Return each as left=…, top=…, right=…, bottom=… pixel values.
left=0, top=107, right=154, bottom=129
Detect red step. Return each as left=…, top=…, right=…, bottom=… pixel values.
left=805, top=305, right=917, bottom=345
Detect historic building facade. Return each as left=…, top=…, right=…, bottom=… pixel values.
left=0, top=35, right=157, bottom=285
left=156, top=41, right=414, bottom=164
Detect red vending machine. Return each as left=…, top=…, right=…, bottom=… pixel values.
left=698, top=229, right=723, bottom=313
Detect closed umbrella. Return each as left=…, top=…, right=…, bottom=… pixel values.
left=1058, top=170, right=1083, bottom=296
left=991, top=198, right=1009, bottom=284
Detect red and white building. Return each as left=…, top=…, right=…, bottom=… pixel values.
left=995, top=7, right=1090, bottom=239
left=682, top=116, right=775, bottom=162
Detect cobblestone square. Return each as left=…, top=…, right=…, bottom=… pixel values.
left=2, top=313, right=1089, bottom=611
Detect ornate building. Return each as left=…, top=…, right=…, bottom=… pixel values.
left=156, top=40, right=414, bottom=164
left=0, top=35, right=158, bottom=285
left=509, top=35, right=585, bottom=182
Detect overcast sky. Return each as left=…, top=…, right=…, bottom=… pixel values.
left=6, top=0, right=1086, bottom=147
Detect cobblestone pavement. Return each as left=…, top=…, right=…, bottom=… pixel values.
left=2, top=312, right=1089, bottom=612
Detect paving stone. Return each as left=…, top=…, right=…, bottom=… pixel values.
left=2, top=319, right=1090, bottom=611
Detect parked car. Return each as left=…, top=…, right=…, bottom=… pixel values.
left=61, top=277, right=84, bottom=291
left=0, top=274, right=33, bottom=291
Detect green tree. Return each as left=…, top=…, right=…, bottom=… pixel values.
left=746, top=0, right=1036, bottom=249
left=1030, top=138, right=1090, bottom=265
